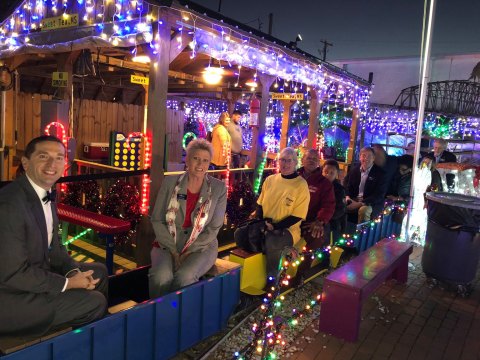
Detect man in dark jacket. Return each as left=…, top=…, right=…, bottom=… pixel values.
left=427, top=138, right=457, bottom=164
left=344, top=147, right=387, bottom=223
left=372, top=144, right=398, bottom=197
left=0, top=136, right=107, bottom=336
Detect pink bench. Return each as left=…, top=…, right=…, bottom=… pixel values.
left=319, top=238, right=413, bottom=341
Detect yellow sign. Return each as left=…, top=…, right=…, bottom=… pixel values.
left=131, top=75, right=149, bottom=85
left=41, top=14, right=79, bottom=31
left=52, top=72, right=68, bottom=87
left=271, top=93, right=304, bottom=100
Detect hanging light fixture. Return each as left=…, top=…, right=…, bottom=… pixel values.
left=203, top=66, right=224, bottom=85
left=245, top=78, right=258, bottom=88
left=132, top=55, right=151, bottom=64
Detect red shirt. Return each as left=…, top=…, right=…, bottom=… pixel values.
left=183, top=190, right=200, bottom=228
left=298, top=167, right=336, bottom=224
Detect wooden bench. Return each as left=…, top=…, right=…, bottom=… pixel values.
left=319, top=238, right=413, bottom=342
left=57, top=203, right=131, bottom=274
left=0, top=327, right=71, bottom=355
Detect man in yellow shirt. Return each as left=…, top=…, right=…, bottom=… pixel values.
left=257, top=147, right=310, bottom=280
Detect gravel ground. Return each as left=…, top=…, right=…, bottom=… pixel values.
left=206, top=281, right=324, bottom=360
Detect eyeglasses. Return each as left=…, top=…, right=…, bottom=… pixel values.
left=279, top=158, right=294, bottom=164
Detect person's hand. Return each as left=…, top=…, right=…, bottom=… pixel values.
left=66, top=270, right=99, bottom=290
left=346, top=200, right=363, bottom=211
left=265, top=221, right=274, bottom=232
left=308, top=220, right=324, bottom=239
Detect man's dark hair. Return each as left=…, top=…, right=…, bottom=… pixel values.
left=323, top=159, right=339, bottom=171
left=360, top=146, right=375, bottom=156
left=232, top=110, right=242, bottom=116
left=398, top=154, right=414, bottom=169
left=24, top=135, right=65, bottom=159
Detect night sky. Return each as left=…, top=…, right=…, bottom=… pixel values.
left=197, top=0, right=480, bottom=61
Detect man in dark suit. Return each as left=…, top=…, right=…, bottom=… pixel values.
left=0, top=136, right=107, bottom=337
left=428, top=138, right=457, bottom=164
left=344, top=147, right=387, bottom=223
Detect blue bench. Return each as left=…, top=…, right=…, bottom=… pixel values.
left=348, top=210, right=403, bottom=253
left=0, top=259, right=241, bottom=360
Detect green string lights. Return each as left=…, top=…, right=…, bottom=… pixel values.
left=62, top=228, right=93, bottom=246
left=233, top=202, right=405, bottom=359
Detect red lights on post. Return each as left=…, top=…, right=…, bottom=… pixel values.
left=126, top=132, right=151, bottom=215
left=44, top=121, right=68, bottom=194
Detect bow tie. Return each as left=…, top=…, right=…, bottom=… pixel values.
left=42, top=190, right=57, bottom=204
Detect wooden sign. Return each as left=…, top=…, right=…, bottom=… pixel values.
left=41, top=14, right=79, bottom=31
left=52, top=72, right=68, bottom=87
left=131, top=75, right=149, bottom=85
left=271, top=93, right=304, bottom=100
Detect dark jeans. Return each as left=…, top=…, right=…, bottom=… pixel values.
left=231, top=153, right=241, bottom=169
left=264, top=229, right=293, bottom=278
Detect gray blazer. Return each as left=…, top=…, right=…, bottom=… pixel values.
left=0, top=175, right=77, bottom=335
left=151, top=174, right=227, bottom=254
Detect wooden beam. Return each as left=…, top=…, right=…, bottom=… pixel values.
left=56, top=51, right=81, bottom=100
left=224, top=90, right=243, bottom=114
left=279, top=99, right=294, bottom=150
left=169, top=31, right=192, bottom=63
left=307, top=88, right=321, bottom=149
left=93, top=54, right=202, bottom=83
left=146, top=12, right=170, bottom=213
left=251, top=73, right=275, bottom=185
left=4, top=55, right=29, bottom=71
left=347, top=108, right=360, bottom=164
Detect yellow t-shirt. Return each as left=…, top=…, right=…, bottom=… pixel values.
left=257, top=174, right=310, bottom=243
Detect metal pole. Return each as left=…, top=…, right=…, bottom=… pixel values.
left=405, top=0, right=437, bottom=242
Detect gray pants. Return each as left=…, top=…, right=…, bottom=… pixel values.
left=149, top=241, right=218, bottom=298
left=50, top=262, right=108, bottom=331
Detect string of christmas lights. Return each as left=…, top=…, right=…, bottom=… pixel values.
left=0, top=0, right=371, bottom=110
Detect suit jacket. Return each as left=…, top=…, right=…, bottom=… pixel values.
left=344, top=164, right=387, bottom=217
left=0, top=175, right=78, bottom=335
left=427, top=150, right=457, bottom=164
left=151, top=174, right=227, bottom=255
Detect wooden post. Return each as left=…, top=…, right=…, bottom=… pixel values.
left=347, top=108, right=360, bottom=164
left=279, top=99, right=293, bottom=151
left=307, top=89, right=321, bottom=149
left=135, top=14, right=171, bottom=266
left=147, top=14, right=170, bottom=213
left=225, top=90, right=242, bottom=114
left=251, top=73, right=274, bottom=183
left=56, top=51, right=79, bottom=101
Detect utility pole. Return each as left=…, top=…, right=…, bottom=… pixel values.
left=268, top=13, right=273, bottom=35
left=319, top=39, right=333, bottom=62
left=217, top=0, right=222, bottom=13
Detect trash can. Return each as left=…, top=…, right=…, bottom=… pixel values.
left=422, top=192, right=480, bottom=289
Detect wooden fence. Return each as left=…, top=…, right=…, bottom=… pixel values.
left=15, top=93, right=184, bottom=164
